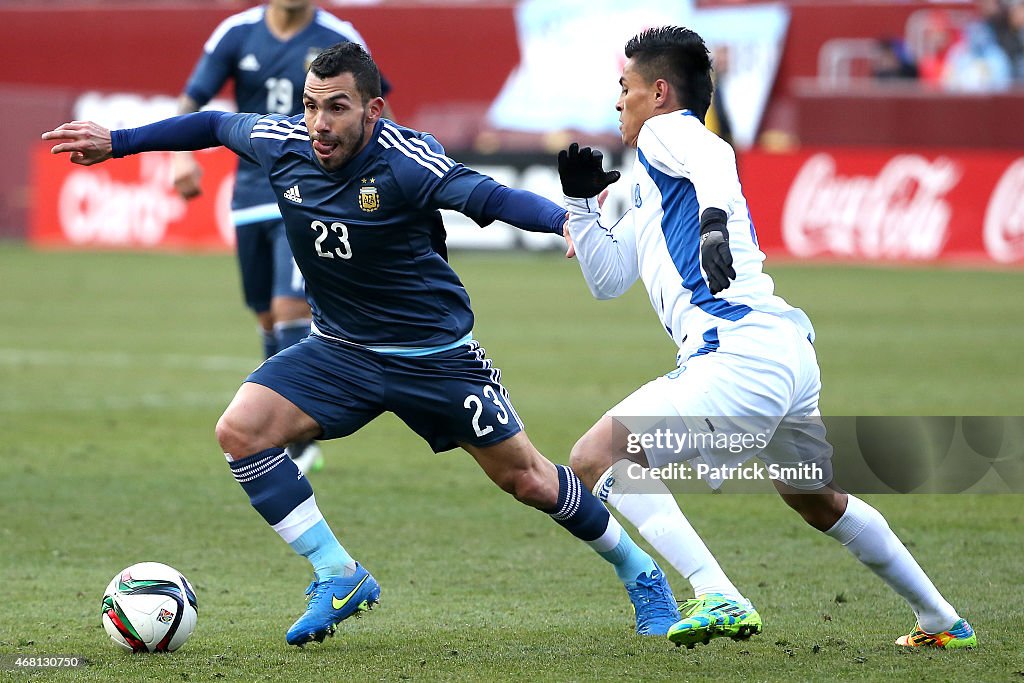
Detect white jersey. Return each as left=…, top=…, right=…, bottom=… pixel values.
left=566, top=110, right=809, bottom=356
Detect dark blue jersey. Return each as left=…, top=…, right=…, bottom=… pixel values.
left=217, top=114, right=490, bottom=350
left=111, top=111, right=564, bottom=350
left=184, top=6, right=389, bottom=223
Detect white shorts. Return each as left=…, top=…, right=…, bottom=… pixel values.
left=607, top=311, right=833, bottom=490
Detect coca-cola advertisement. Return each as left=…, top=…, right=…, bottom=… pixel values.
left=743, top=148, right=1024, bottom=266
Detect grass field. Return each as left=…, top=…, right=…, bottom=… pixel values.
left=1, top=244, right=1022, bottom=682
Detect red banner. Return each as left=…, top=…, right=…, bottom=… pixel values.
left=30, top=143, right=1024, bottom=265
left=742, top=148, right=1024, bottom=265
left=31, top=145, right=236, bottom=251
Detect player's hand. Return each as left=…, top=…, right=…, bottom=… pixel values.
left=700, top=229, right=735, bottom=295
left=563, top=189, right=608, bottom=259
left=563, top=215, right=575, bottom=259
left=173, top=151, right=204, bottom=200
left=699, top=207, right=735, bottom=294
left=558, top=142, right=620, bottom=198
left=41, top=121, right=113, bottom=166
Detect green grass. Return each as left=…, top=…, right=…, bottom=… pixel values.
left=1, top=244, right=1022, bottom=681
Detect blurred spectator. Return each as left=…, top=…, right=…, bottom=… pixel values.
left=987, top=0, right=1024, bottom=80
left=872, top=37, right=919, bottom=80
left=942, top=20, right=1014, bottom=90
left=916, top=10, right=961, bottom=85
left=707, top=44, right=734, bottom=146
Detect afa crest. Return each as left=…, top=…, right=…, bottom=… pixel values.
left=359, top=186, right=380, bottom=212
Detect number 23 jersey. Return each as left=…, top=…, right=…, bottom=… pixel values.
left=217, top=113, right=495, bottom=351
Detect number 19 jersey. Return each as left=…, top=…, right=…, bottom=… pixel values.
left=184, top=7, right=385, bottom=223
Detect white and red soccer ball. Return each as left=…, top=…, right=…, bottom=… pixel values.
left=101, top=562, right=198, bottom=653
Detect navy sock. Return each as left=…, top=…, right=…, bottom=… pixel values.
left=229, top=448, right=313, bottom=527
left=261, top=329, right=278, bottom=359
left=547, top=464, right=612, bottom=541
left=275, top=319, right=311, bottom=352
left=228, top=448, right=356, bottom=578
left=547, top=465, right=657, bottom=584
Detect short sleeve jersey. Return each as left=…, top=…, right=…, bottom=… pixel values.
left=215, top=114, right=490, bottom=349
left=184, top=7, right=387, bottom=217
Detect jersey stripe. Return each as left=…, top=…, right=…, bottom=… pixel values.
left=231, top=203, right=282, bottom=225
left=203, top=6, right=264, bottom=54
left=394, top=130, right=455, bottom=169
left=380, top=124, right=452, bottom=175
left=251, top=132, right=310, bottom=141
left=380, top=124, right=453, bottom=175
left=378, top=131, right=445, bottom=178
left=252, top=117, right=310, bottom=141
left=310, top=322, right=474, bottom=357
left=383, top=123, right=453, bottom=168
left=638, top=149, right=751, bottom=322
left=314, top=10, right=369, bottom=48
left=254, top=118, right=308, bottom=135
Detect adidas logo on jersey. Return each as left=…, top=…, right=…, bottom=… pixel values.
left=239, top=54, right=261, bottom=72
left=284, top=185, right=302, bottom=204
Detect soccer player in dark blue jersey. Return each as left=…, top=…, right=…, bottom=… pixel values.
left=174, top=0, right=392, bottom=474
left=43, top=42, right=681, bottom=647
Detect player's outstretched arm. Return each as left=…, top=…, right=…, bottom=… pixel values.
left=42, top=121, right=114, bottom=166
left=557, top=143, right=638, bottom=300
left=45, top=112, right=244, bottom=167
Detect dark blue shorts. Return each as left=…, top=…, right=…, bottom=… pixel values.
left=235, top=218, right=305, bottom=313
left=245, top=334, right=524, bottom=452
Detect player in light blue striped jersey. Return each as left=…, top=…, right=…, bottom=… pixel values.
left=44, top=42, right=682, bottom=647
left=174, top=0, right=393, bottom=474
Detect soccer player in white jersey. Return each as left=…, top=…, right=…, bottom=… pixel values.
left=557, top=26, right=976, bottom=650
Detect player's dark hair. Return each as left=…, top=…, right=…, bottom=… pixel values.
left=309, top=42, right=382, bottom=102
left=625, top=26, right=713, bottom=123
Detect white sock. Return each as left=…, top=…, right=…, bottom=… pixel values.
left=594, top=460, right=742, bottom=600
left=826, top=494, right=959, bottom=633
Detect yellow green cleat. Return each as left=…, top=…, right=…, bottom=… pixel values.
left=667, top=594, right=762, bottom=648
left=896, top=618, right=976, bottom=649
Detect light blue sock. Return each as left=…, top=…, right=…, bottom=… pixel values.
left=598, top=526, right=658, bottom=585
left=289, top=519, right=356, bottom=579
left=547, top=465, right=656, bottom=586
left=228, top=450, right=355, bottom=579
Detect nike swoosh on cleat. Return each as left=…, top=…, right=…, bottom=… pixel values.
left=331, top=576, right=369, bottom=611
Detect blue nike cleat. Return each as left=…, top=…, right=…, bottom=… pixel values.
left=285, top=563, right=381, bottom=646
left=627, top=563, right=682, bottom=636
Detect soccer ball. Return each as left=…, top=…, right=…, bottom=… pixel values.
left=100, top=562, right=198, bottom=653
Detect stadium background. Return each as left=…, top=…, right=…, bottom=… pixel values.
left=2, top=0, right=1023, bottom=263
left=2, top=0, right=1022, bottom=680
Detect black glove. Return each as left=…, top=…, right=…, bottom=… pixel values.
left=558, top=142, right=620, bottom=198
left=699, top=208, right=736, bottom=295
